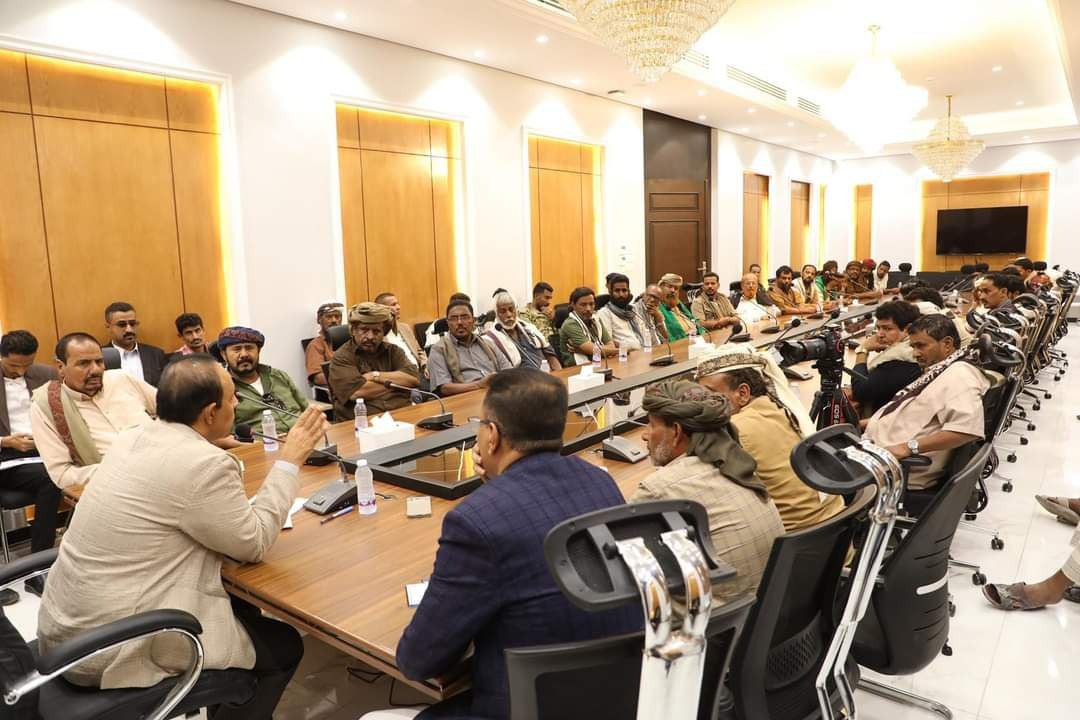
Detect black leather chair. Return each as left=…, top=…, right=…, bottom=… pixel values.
left=552, top=304, right=571, bottom=330
left=413, top=320, right=434, bottom=349
left=725, top=486, right=875, bottom=720
left=0, top=550, right=256, bottom=720
left=100, top=347, right=121, bottom=371
left=301, top=337, right=332, bottom=404
left=594, top=293, right=611, bottom=311
left=326, top=324, right=351, bottom=351
left=0, top=489, right=35, bottom=564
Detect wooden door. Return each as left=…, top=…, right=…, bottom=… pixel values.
left=742, top=173, right=769, bottom=275
left=645, top=179, right=708, bottom=286
left=790, top=181, right=810, bottom=270
left=855, top=184, right=873, bottom=261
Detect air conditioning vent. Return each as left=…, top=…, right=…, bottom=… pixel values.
left=535, top=0, right=572, bottom=14
left=797, top=97, right=822, bottom=116
left=726, top=65, right=787, bottom=102
left=682, top=49, right=710, bottom=70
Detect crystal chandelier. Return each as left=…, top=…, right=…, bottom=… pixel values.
left=912, top=95, right=985, bottom=183
left=824, top=25, right=927, bottom=154
left=563, top=0, right=737, bottom=83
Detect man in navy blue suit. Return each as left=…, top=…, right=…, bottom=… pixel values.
left=386, top=367, right=641, bottom=719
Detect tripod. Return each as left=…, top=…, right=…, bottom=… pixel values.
left=808, top=357, right=859, bottom=430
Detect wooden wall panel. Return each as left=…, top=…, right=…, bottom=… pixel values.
left=528, top=136, right=538, bottom=168
left=357, top=109, right=430, bottom=155
left=336, top=105, right=359, bottom=149
left=536, top=137, right=582, bottom=173
left=429, top=120, right=461, bottom=159
left=581, top=174, right=597, bottom=290
left=338, top=148, right=370, bottom=305
left=529, top=167, right=542, bottom=286
left=431, top=157, right=460, bottom=308
left=854, top=184, right=873, bottom=261
left=790, top=181, right=810, bottom=270
left=0, top=50, right=30, bottom=114
left=165, top=78, right=217, bottom=133
left=361, top=151, right=439, bottom=322
left=0, top=112, right=57, bottom=351
left=537, top=168, right=584, bottom=302
left=171, top=130, right=227, bottom=337
left=27, top=55, right=168, bottom=128
left=742, top=173, right=768, bottom=274
left=34, top=116, right=183, bottom=349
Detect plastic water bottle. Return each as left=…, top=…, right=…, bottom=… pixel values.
left=260, top=410, right=279, bottom=452
left=354, top=399, right=368, bottom=434
left=355, top=459, right=376, bottom=515
left=592, top=346, right=602, bottom=368
left=618, top=344, right=628, bottom=363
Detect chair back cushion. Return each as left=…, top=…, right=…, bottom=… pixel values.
left=0, top=611, right=36, bottom=719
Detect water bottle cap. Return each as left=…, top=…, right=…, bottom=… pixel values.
left=262, top=409, right=272, bottom=416
left=355, top=459, right=368, bottom=468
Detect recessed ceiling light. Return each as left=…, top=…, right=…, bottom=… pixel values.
left=786, top=121, right=795, bottom=127
left=333, top=9, right=348, bottom=21
left=747, top=107, right=756, bottom=114
left=571, top=77, right=583, bottom=86
left=1015, top=100, right=1025, bottom=106
left=992, top=65, right=1003, bottom=73
left=473, top=49, right=487, bottom=60
left=697, top=89, right=707, bottom=97
left=536, top=34, right=549, bottom=44
left=698, top=114, right=707, bottom=121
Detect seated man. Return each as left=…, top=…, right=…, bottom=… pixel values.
left=30, top=333, right=156, bottom=490
left=734, top=273, right=780, bottom=326
left=695, top=349, right=842, bottom=532
left=374, top=292, right=428, bottom=374
left=793, top=264, right=832, bottom=309
left=391, top=369, right=641, bottom=719
left=869, top=260, right=900, bottom=295
left=518, top=282, right=556, bottom=340
left=483, top=291, right=561, bottom=372
left=305, top=302, right=343, bottom=388
left=984, top=543, right=1080, bottom=611
left=657, top=273, right=704, bottom=341
left=864, top=314, right=989, bottom=492
left=975, top=272, right=1016, bottom=313
left=428, top=299, right=512, bottom=396
left=816, top=260, right=840, bottom=299
left=425, top=292, right=471, bottom=349
left=104, top=301, right=168, bottom=386
left=902, top=286, right=974, bottom=345
left=0, top=331, right=63, bottom=600
left=849, top=301, right=923, bottom=415
left=173, top=313, right=207, bottom=356
left=558, top=287, right=618, bottom=366
left=219, top=327, right=309, bottom=433
left=328, top=302, right=420, bottom=420
left=840, top=261, right=882, bottom=301
left=690, top=271, right=740, bottom=333
left=768, top=265, right=819, bottom=316
left=634, top=379, right=783, bottom=601
left=596, top=273, right=650, bottom=351
left=38, top=357, right=328, bottom=719
left=632, top=283, right=668, bottom=345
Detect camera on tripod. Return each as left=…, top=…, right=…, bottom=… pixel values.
left=777, top=326, right=858, bottom=429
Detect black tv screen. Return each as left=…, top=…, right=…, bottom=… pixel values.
left=936, top=206, right=1028, bottom=255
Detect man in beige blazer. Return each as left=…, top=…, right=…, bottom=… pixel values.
left=38, top=355, right=329, bottom=719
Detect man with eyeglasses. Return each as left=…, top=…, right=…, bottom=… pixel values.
left=427, top=299, right=511, bottom=396
left=328, top=303, right=419, bottom=420
left=219, top=327, right=309, bottom=434
left=104, top=301, right=168, bottom=386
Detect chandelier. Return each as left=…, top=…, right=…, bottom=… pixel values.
left=563, top=0, right=737, bottom=83
left=824, top=25, right=927, bottom=154
left=912, top=95, right=985, bottom=183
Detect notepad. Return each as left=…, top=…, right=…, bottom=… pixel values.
left=406, top=581, right=429, bottom=607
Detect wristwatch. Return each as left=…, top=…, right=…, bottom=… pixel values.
left=906, top=439, right=920, bottom=456
left=373, top=371, right=381, bottom=381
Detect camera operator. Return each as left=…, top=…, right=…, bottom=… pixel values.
left=863, top=314, right=989, bottom=492
left=847, top=301, right=922, bottom=415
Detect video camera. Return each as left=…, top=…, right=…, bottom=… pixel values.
left=777, top=323, right=855, bottom=429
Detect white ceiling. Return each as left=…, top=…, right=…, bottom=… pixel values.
left=229, top=0, right=1080, bottom=160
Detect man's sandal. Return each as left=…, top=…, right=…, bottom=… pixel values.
left=1035, top=496, right=1080, bottom=526
left=982, top=583, right=1046, bottom=611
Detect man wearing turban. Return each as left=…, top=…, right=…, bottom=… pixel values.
left=219, top=326, right=311, bottom=434
left=633, top=379, right=783, bottom=602
left=328, top=302, right=419, bottom=420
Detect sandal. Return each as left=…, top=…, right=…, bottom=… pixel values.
left=1035, top=495, right=1080, bottom=526
left=1065, top=586, right=1080, bottom=604
left=982, top=582, right=1046, bottom=611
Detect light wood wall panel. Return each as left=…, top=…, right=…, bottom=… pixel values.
left=0, top=112, right=57, bottom=352
left=27, top=55, right=168, bottom=127
left=536, top=137, right=583, bottom=173
left=537, top=168, right=584, bottom=301
left=529, top=167, right=542, bottom=288
left=431, top=157, right=460, bottom=310
left=165, top=78, right=217, bottom=133
left=358, top=108, right=430, bottom=155
left=0, top=50, right=30, bottom=114
left=336, top=105, right=359, bottom=149
left=919, top=173, right=1048, bottom=271
left=742, top=173, right=769, bottom=274
left=429, top=120, right=461, bottom=159
left=854, top=184, right=873, bottom=261
left=34, top=116, right=184, bottom=349
left=581, top=174, right=597, bottom=291
left=790, top=181, right=810, bottom=270
left=338, top=148, right=370, bottom=304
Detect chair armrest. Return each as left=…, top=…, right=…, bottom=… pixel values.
left=0, top=549, right=58, bottom=591
left=36, top=609, right=202, bottom=676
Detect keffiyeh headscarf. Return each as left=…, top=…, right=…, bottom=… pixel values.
left=217, top=326, right=265, bottom=349
left=348, top=302, right=392, bottom=326
left=694, top=342, right=816, bottom=437
left=642, top=380, right=766, bottom=498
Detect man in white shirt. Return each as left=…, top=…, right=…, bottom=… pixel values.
left=596, top=273, right=649, bottom=351
left=0, top=331, right=62, bottom=601
left=104, top=301, right=168, bottom=386
left=734, top=273, right=780, bottom=326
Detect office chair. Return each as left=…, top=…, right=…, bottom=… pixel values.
left=100, top=347, right=121, bottom=371
left=0, top=489, right=36, bottom=565
left=0, top=550, right=256, bottom=720
left=413, top=321, right=433, bottom=349
left=326, top=324, right=351, bottom=351
left=594, top=293, right=611, bottom=311
left=553, top=304, right=571, bottom=330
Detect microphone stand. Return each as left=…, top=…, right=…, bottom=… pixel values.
left=239, top=393, right=337, bottom=465
left=240, top=425, right=350, bottom=478
left=384, top=381, right=454, bottom=430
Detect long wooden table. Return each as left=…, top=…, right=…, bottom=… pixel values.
left=218, top=307, right=883, bottom=698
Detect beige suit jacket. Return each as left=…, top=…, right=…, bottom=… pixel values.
left=37, top=420, right=299, bottom=689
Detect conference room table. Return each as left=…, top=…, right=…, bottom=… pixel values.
left=211, top=304, right=893, bottom=700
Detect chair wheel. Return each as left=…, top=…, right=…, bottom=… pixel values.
left=948, top=601, right=956, bottom=617
left=1045, top=393, right=1053, bottom=400
left=973, top=571, right=987, bottom=585
left=964, top=513, right=977, bottom=521
left=942, top=644, right=953, bottom=657
left=991, top=537, right=1005, bottom=550
left=1033, top=403, right=1041, bottom=411
left=1054, top=375, right=1062, bottom=382
left=1028, top=423, right=1037, bottom=431
left=1007, top=453, right=1017, bottom=463
left=1019, top=437, right=1029, bottom=445
left=1002, top=482, right=1013, bottom=492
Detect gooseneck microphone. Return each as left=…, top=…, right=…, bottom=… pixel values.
left=767, top=316, right=802, bottom=347
left=235, top=423, right=344, bottom=470
left=382, top=381, right=454, bottom=430
left=236, top=392, right=337, bottom=464
left=649, top=332, right=676, bottom=366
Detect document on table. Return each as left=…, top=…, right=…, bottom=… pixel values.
left=250, top=495, right=307, bottom=529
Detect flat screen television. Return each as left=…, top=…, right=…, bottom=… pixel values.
left=936, top=206, right=1028, bottom=255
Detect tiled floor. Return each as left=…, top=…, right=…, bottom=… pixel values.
left=6, top=329, right=1078, bottom=719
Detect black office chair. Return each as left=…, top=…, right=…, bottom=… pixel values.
left=0, top=489, right=36, bottom=565
left=553, top=304, right=571, bottom=330
left=594, top=293, right=611, bottom=311
left=506, top=500, right=752, bottom=720
left=326, top=324, right=351, bottom=351
left=207, top=340, right=223, bottom=363
left=725, top=486, right=875, bottom=720
left=100, top=347, right=121, bottom=371
left=727, top=281, right=742, bottom=307
left=413, top=321, right=434, bottom=349
left=0, top=550, right=256, bottom=720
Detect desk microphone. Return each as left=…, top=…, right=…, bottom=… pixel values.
left=768, top=317, right=802, bottom=348
left=237, top=393, right=337, bottom=465
left=235, top=423, right=344, bottom=470
left=601, top=415, right=649, bottom=463
left=382, top=381, right=454, bottom=430
left=726, top=321, right=751, bottom=344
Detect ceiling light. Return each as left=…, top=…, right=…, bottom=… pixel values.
left=473, top=49, right=487, bottom=59
left=698, top=114, right=707, bottom=121
left=913, top=95, right=985, bottom=183
left=992, top=65, right=1003, bottom=73
left=1015, top=100, right=1024, bottom=106
left=824, top=25, right=928, bottom=154
left=571, top=77, right=583, bottom=86
left=333, top=10, right=348, bottom=21
left=562, top=0, right=737, bottom=83
left=697, top=89, right=706, bottom=97
left=786, top=121, right=795, bottom=127
left=747, top=107, right=756, bottom=114
left=536, top=34, right=550, bottom=44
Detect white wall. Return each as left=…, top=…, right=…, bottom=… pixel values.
left=712, top=130, right=836, bottom=281
left=0, top=0, right=644, bottom=383
left=830, top=139, right=1080, bottom=271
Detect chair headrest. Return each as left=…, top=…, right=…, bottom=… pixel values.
left=101, top=346, right=121, bottom=370
left=790, top=425, right=881, bottom=495
left=898, top=262, right=912, bottom=272
left=326, top=324, right=351, bottom=351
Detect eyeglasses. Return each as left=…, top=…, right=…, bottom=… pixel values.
left=468, top=416, right=500, bottom=433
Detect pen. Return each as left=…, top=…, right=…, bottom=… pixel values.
left=320, top=506, right=353, bottom=524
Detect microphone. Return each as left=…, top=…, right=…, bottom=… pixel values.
left=384, top=381, right=454, bottom=430
left=237, top=393, right=337, bottom=465
left=649, top=332, right=676, bottom=366
left=726, top=321, right=751, bottom=344
left=768, top=317, right=802, bottom=348
left=235, top=423, right=345, bottom=471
